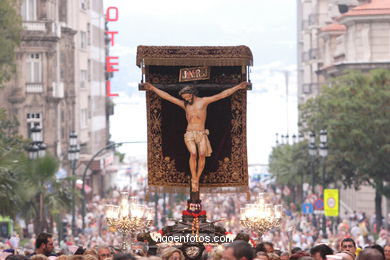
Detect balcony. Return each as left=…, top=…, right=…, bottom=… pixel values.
left=23, top=21, right=45, bottom=31
left=53, top=82, right=64, bottom=98
left=26, top=83, right=43, bottom=93
left=22, top=21, right=61, bottom=38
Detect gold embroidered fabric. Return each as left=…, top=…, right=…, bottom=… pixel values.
left=146, top=90, right=248, bottom=194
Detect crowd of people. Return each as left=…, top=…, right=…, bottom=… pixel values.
left=1, top=166, right=390, bottom=260
left=1, top=232, right=390, bottom=260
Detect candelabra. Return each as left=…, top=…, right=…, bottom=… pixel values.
left=105, top=192, right=153, bottom=251
left=240, top=193, right=283, bottom=241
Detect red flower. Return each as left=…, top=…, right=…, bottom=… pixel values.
left=182, top=210, right=207, bottom=218
left=157, top=229, right=164, bottom=235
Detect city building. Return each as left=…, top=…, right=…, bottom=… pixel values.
left=297, top=0, right=390, bottom=216
left=0, top=0, right=114, bottom=197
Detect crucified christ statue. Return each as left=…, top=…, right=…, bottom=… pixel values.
left=143, top=81, right=249, bottom=192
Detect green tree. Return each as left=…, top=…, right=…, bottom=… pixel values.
left=268, top=141, right=315, bottom=204
left=0, top=109, right=25, bottom=217
left=299, top=69, right=390, bottom=230
left=17, top=155, right=73, bottom=233
left=0, top=0, right=22, bottom=87
left=0, top=109, right=73, bottom=233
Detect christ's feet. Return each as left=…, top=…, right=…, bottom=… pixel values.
left=191, top=178, right=199, bottom=192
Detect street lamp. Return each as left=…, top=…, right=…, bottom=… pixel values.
left=298, top=133, right=304, bottom=143
left=275, top=133, right=279, bottom=146
left=308, top=132, right=317, bottom=194
left=319, top=130, right=328, bottom=157
left=68, top=131, right=80, bottom=236
left=319, top=129, right=328, bottom=238
left=26, top=124, right=47, bottom=232
left=292, top=134, right=297, bottom=144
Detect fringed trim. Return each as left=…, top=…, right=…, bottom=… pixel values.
left=146, top=185, right=250, bottom=201
left=138, top=57, right=252, bottom=67
left=136, top=45, right=253, bottom=67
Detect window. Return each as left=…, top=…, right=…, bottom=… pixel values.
left=26, top=54, right=42, bottom=83
left=21, top=0, right=37, bottom=21
left=26, top=113, right=42, bottom=137
left=60, top=52, right=66, bottom=80
left=88, top=59, right=91, bottom=81
left=59, top=0, right=67, bottom=23
left=80, top=0, right=88, bottom=10
left=80, top=70, right=87, bottom=88
left=80, top=31, right=87, bottom=49
left=87, top=23, right=91, bottom=46
left=80, top=109, right=88, bottom=128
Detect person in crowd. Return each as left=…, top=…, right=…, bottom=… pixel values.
left=263, top=243, right=274, bottom=254
left=340, top=238, right=357, bottom=257
left=289, top=252, right=311, bottom=260
left=267, top=252, right=279, bottom=260
left=255, top=243, right=266, bottom=254
left=279, top=252, right=289, bottom=260
left=222, top=241, right=254, bottom=260
left=209, top=245, right=225, bottom=260
left=31, top=233, right=57, bottom=257
left=335, top=252, right=355, bottom=260
left=384, top=244, right=390, bottom=260
left=5, top=255, right=28, bottom=260
left=357, top=248, right=384, bottom=260
left=97, top=246, right=111, bottom=260
left=84, top=254, right=98, bottom=260
left=234, top=233, right=250, bottom=243
left=83, top=249, right=98, bottom=258
left=310, top=244, right=333, bottom=260
left=366, top=245, right=385, bottom=259
left=160, top=247, right=185, bottom=260
left=30, top=254, right=47, bottom=260
left=113, top=253, right=137, bottom=260
left=254, top=252, right=269, bottom=260
left=132, top=242, right=148, bottom=257
left=291, top=248, right=303, bottom=254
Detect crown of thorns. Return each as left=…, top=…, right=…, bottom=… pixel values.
left=178, top=86, right=198, bottom=96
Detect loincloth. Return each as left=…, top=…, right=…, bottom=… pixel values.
left=184, top=129, right=213, bottom=157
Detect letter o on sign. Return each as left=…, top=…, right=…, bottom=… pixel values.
left=106, top=7, right=118, bottom=21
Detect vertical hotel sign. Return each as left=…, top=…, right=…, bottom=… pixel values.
left=324, top=189, right=339, bottom=217
left=105, top=6, right=119, bottom=96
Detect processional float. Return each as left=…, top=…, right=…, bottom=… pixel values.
left=106, top=46, right=282, bottom=259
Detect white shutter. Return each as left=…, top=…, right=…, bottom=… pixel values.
left=21, top=0, right=27, bottom=20
left=33, top=61, right=40, bottom=82
left=28, top=0, right=37, bottom=21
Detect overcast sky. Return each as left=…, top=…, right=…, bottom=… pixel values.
left=105, top=0, right=298, bottom=165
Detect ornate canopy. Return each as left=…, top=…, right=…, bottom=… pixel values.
left=136, top=45, right=253, bottom=67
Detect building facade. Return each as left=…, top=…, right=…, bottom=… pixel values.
left=297, top=0, right=390, bottom=216
left=0, top=0, right=114, bottom=196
